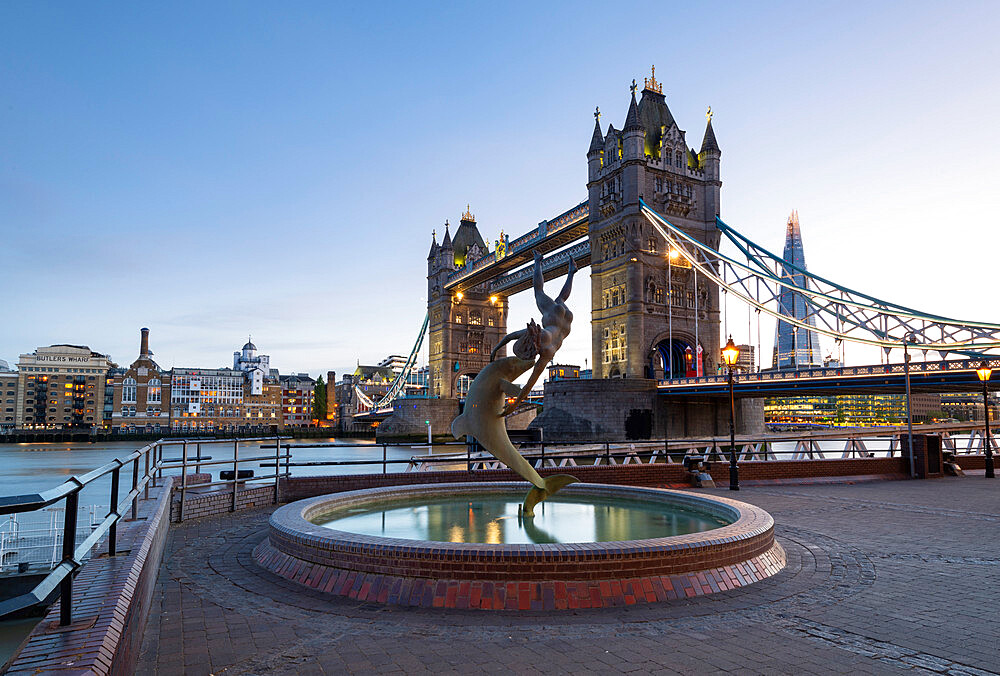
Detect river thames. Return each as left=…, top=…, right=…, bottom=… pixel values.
left=0, top=436, right=462, bottom=662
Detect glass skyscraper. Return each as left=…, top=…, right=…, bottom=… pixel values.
left=771, top=210, right=823, bottom=370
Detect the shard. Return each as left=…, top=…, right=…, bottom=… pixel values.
left=771, top=210, right=823, bottom=370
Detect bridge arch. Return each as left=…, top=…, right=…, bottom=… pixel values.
left=648, top=331, right=704, bottom=379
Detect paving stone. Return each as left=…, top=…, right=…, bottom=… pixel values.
left=136, top=477, right=1000, bottom=674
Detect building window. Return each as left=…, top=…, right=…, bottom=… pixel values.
left=122, top=377, right=137, bottom=404
left=148, top=378, right=161, bottom=403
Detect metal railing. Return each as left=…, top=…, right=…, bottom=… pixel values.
left=159, top=437, right=292, bottom=522
left=659, top=356, right=1000, bottom=388
left=0, top=436, right=288, bottom=625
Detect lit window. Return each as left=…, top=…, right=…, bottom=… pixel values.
left=122, top=377, right=137, bottom=404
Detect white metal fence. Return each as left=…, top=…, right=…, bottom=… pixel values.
left=0, top=506, right=104, bottom=575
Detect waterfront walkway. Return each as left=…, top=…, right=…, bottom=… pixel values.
left=138, top=477, right=999, bottom=675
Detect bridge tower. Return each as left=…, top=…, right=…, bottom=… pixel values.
left=427, top=209, right=509, bottom=398
left=587, top=68, right=722, bottom=380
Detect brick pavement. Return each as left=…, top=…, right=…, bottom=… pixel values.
left=137, top=477, right=1000, bottom=675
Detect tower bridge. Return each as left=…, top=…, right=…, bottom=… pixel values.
left=355, top=68, right=1000, bottom=440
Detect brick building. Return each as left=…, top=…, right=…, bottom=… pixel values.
left=0, top=360, right=17, bottom=431
left=280, top=373, right=315, bottom=426
left=111, top=328, right=170, bottom=433
left=16, top=345, right=114, bottom=430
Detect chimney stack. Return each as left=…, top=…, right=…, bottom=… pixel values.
left=140, top=327, right=150, bottom=356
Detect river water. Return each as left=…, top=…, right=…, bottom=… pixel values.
left=0, top=436, right=461, bottom=664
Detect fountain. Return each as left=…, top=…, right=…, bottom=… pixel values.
left=254, top=252, right=784, bottom=609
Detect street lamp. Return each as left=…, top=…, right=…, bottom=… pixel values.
left=722, top=336, right=741, bottom=490
left=976, top=361, right=995, bottom=478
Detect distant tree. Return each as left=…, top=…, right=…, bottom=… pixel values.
left=313, top=375, right=326, bottom=421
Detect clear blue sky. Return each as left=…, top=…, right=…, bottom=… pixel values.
left=2, top=1, right=999, bottom=378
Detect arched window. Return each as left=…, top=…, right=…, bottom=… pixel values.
left=122, top=377, right=137, bottom=404
left=469, top=310, right=482, bottom=326
left=675, top=151, right=682, bottom=168
left=147, top=378, right=161, bottom=403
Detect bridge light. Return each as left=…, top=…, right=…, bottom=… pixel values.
left=977, top=361, right=993, bottom=383
left=668, top=248, right=680, bottom=262
left=454, top=291, right=464, bottom=303
left=722, top=336, right=740, bottom=367
left=490, top=295, right=498, bottom=305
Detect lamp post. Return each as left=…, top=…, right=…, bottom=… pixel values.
left=976, top=361, right=995, bottom=478
left=722, top=336, right=740, bottom=491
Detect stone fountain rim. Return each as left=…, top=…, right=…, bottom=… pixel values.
left=268, top=482, right=773, bottom=556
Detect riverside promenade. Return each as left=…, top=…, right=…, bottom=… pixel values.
left=135, top=476, right=999, bottom=675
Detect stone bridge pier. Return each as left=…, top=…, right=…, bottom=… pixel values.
left=530, top=378, right=763, bottom=442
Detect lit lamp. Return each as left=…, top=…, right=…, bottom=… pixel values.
left=722, top=336, right=741, bottom=490
left=976, top=361, right=995, bottom=478
left=454, top=291, right=464, bottom=304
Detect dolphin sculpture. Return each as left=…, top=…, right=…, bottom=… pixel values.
left=451, top=324, right=578, bottom=516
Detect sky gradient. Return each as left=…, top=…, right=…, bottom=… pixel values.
left=2, top=1, right=999, bottom=379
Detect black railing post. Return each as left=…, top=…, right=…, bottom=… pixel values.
left=231, top=440, right=239, bottom=512
left=143, top=446, right=150, bottom=499
left=130, top=454, right=139, bottom=520
left=60, top=487, right=79, bottom=626
left=179, top=440, right=188, bottom=522
left=382, top=444, right=387, bottom=475
left=108, top=464, right=120, bottom=556
left=157, top=442, right=163, bottom=483
left=467, top=438, right=472, bottom=473
left=195, top=442, right=203, bottom=474
left=274, top=434, right=281, bottom=504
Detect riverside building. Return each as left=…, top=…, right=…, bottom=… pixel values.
left=167, top=338, right=281, bottom=434
left=0, top=360, right=17, bottom=431
left=280, top=373, right=315, bottom=426
left=16, top=345, right=114, bottom=430
left=111, top=328, right=170, bottom=433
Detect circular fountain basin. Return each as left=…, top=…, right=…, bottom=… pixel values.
left=254, top=483, right=784, bottom=611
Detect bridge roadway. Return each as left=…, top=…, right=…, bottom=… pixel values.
left=444, top=201, right=589, bottom=295
left=658, top=356, right=1000, bottom=399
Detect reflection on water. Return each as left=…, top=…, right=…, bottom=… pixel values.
left=315, top=494, right=728, bottom=545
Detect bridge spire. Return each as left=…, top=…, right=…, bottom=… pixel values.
left=589, top=107, right=604, bottom=153
left=624, top=83, right=641, bottom=132
left=700, top=109, right=720, bottom=154
left=441, top=220, right=452, bottom=249
left=428, top=227, right=439, bottom=259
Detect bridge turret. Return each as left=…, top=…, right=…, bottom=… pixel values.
left=622, top=83, right=645, bottom=163
left=588, top=68, right=722, bottom=380
left=698, top=112, right=722, bottom=220
left=427, top=228, right=439, bottom=260
left=587, top=108, right=604, bottom=183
